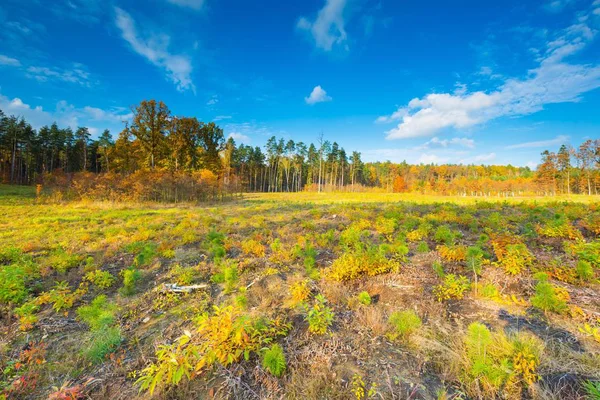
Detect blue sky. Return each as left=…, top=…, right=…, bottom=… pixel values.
left=1, top=0, right=599, bottom=167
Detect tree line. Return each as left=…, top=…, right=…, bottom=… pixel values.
left=1, top=99, right=598, bottom=197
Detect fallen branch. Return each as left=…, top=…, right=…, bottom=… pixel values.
left=164, top=283, right=208, bottom=293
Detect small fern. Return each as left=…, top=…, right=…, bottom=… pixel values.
left=262, top=344, right=286, bottom=377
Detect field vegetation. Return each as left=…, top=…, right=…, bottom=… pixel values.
left=1, top=185, right=599, bottom=399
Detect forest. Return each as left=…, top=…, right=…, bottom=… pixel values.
left=1, top=100, right=599, bottom=201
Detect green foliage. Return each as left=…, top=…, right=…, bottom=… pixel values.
left=0, top=250, right=39, bottom=305
left=46, top=248, right=82, bottom=273
left=77, top=295, right=121, bottom=363
left=434, top=225, right=457, bottom=245
left=206, top=229, right=226, bottom=260
left=416, top=241, right=430, bottom=253
left=76, top=295, right=118, bottom=330
left=170, top=264, right=196, bottom=286
left=434, top=274, right=470, bottom=301
left=530, top=273, right=568, bottom=314
left=305, top=294, right=334, bottom=335
left=262, top=344, right=286, bottom=377
left=466, top=246, right=484, bottom=275
left=84, top=269, right=115, bottom=289
left=461, top=322, right=543, bottom=398
left=583, top=380, right=600, bottom=400
left=576, top=260, right=595, bottom=282
left=211, top=259, right=239, bottom=293
left=388, top=310, right=422, bottom=340
left=432, top=261, right=445, bottom=278
left=37, top=281, right=83, bottom=312
left=84, top=326, right=123, bottom=364
left=357, top=291, right=372, bottom=306
left=120, top=268, right=142, bottom=296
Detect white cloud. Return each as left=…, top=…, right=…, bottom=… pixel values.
left=375, top=107, right=407, bottom=123
left=544, top=0, right=574, bottom=13
left=227, top=132, right=251, bottom=144
left=206, top=95, right=218, bottom=105
left=305, top=85, right=332, bottom=105
left=0, top=55, right=21, bottom=67
left=114, top=7, right=195, bottom=92
left=297, top=0, right=348, bottom=51
left=0, top=90, right=131, bottom=134
left=474, top=152, right=497, bottom=162
left=214, top=115, right=232, bottom=121
left=25, top=64, right=94, bottom=87
left=421, top=136, right=475, bottom=149
left=505, top=135, right=570, bottom=149
left=381, top=15, right=600, bottom=140
left=166, top=0, right=205, bottom=10
left=418, top=153, right=449, bottom=164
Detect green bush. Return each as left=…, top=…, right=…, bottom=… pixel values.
left=432, top=261, right=445, bottom=278
left=77, top=295, right=118, bottom=330
left=434, top=225, right=457, bottom=245
left=262, top=344, right=286, bottom=377
left=416, top=241, right=430, bottom=253
left=85, top=269, right=115, bottom=289
left=84, top=326, right=122, bottom=363
left=77, top=295, right=122, bottom=363
left=388, top=310, right=422, bottom=340
left=530, top=273, right=568, bottom=314
left=305, top=294, right=334, bottom=335
left=120, top=268, right=142, bottom=296
left=357, top=291, right=372, bottom=306
left=576, top=260, right=594, bottom=282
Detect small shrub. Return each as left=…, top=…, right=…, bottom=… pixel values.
left=84, top=270, right=115, bottom=289
left=170, top=264, right=196, bottom=286
left=432, top=261, right=445, bottom=278
left=37, top=281, right=85, bottom=312
left=289, top=280, right=311, bottom=306
left=76, top=295, right=118, bottom=330
left=357, top=291, right=372, bottom=306
left=241, top=239, right=265, bottom=257
left=576, top=260, right=595, bottom=282
left=388, top=310, right=422, bottom=340
left=438, top=245, right=467, bottom=262
left=262, top=344, right=286, bottom=377
left=530, top=273, right=569, bottom=314
left=84, top=326, right=122, bottom=363
left=434, top=274, right=470, bottom=302
left=46, top=248, right=82, bottom=273
left=583, top=380, right=600, bottom=399
left=305, top=294, right=334, bottom=335
left=434, top=225, right=457, bottom=245
left=460, top=322, right=543, bottom=398
left=416, top=241, right=430, bottom=253
left=328, top=247, right=400, bottom=281
left=120, top=268, right=142, bottom=296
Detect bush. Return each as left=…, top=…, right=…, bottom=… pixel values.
left=357, top=291, right=372, bottom=306
left=434, top=225, right=457, bottom=245
left=434, top=274, right=470, bottom=302
left=289, top=280, right=311, bottom=306
left=305, top=294, right=334, bottom=335
left=416, top=241, right=430, bottom=253
left=46, top=248, right=82, bottom=273
left=460, top=322, right=543, bottom=398
left=530, top=273, right=569, bottom=314
left=388, top=310, right=422, bottom=340
left=328, top=247, right=400, bottom=281
left=438, top=245, right=467, bottom=262
left=84, top=326, right=122, bottom=363
left=576, top=260, right=595, bottom=282
left=120, top=268, right=142, bottom=296
left=262, top=344, right=286, bottom=377
left=76, top=295, right=118, bottom=330
left=432, top=261, right=445, bottom=278
left=84, top=270, right=115, bottom=289
left=136, top=306, right=290, bottom=394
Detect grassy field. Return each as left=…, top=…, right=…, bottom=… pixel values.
left=1, top=185, right=599, bottom=399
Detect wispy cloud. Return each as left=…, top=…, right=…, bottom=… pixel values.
left=228, top=132, right=251, bottom=144
left=305, top=85, right=332, bottom=105
left=166, top=0, right=205, bottom=10
left=0, top=90, right=130, bottom=134
left=114, top=7, right=195, bottom=92
left=297, top=0, right=349, bottom=51
left=419, top=137, right=475, bottom=149
left=25, top=63, right=95, bottom=87
left=379, top=7, right=600, bottom=140
left=214, top=115, right=232, bottom=121
left=0, top=55, right=21, bottom=67
left=505, top=135, right=570, bottom=149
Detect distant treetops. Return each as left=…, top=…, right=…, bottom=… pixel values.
left=0, top=100, right=598, bottom=196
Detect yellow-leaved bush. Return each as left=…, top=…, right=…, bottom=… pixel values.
left=136, top=305, right=290, bottom=395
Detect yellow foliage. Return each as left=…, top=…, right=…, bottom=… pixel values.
left=327, top=250, right=399, bottom=281
left=241, top=239, right=266, bottom=258
left=438, top=245, right=467, bottom=262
